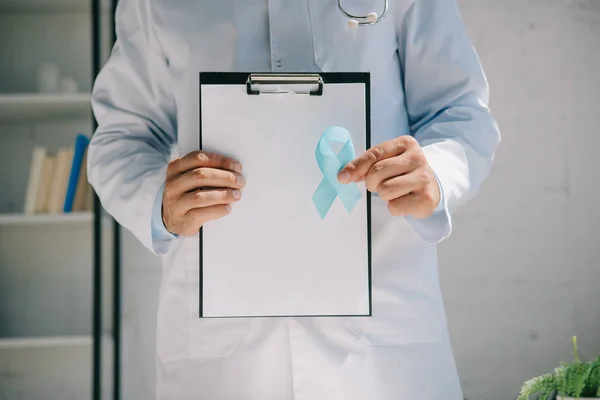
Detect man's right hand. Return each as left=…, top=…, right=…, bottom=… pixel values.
left=162, top=150, right=245, bottom=236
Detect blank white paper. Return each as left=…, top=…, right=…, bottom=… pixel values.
left=200, top=82, right=370, bottom=318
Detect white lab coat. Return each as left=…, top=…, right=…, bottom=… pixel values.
left=88, top=0, right=500, bottom=399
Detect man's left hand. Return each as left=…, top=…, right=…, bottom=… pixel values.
left=337, top=136, right=440, bottom=219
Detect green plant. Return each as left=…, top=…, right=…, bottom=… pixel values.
left=518, top=337, right=600, bottom=400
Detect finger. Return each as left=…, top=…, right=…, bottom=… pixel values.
left=365, top=150, right=426, bottom=193
left=338, top=136, right=418, bottom=184
left=185, top=204, right=232, bottom=230
left=171, top=167, right=246, bottom=196
left=180, top=188, right=241, bottom=212
left=377, top=169, right=428, bottom=201
left=167, top=150, right=242, bottom=179
left=387, top=193, right=422, bottom=217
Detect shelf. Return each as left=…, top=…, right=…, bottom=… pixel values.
left=0, top=93, right=91, bottom=122
left=0, top=335, right=114, bottom=400
left=0, top=212, right=93, bottom=226
left=0, top=212, right=116, bottom=228
left=0, top=335, right=111, bottom=350
left=0, top=0, right=111, bottom=13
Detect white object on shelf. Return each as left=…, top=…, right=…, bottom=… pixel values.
left=59, top=77, right=79, bottom=94
left=0, top=93, right=91, bottom=121
left=37, top=63, right=60, bottom=93
left=0, top=212, right=93, bottom=226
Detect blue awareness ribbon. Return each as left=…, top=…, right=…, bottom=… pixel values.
left=312, top=126, right=362, bottom=219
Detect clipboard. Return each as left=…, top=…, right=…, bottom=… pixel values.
left=199, top=72, right=372, bottom=318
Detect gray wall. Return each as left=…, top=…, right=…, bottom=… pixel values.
left=445, top=0, right=600, bottom=398
left=118, top=1, right=600, bottom=400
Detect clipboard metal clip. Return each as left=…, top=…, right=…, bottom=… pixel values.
left=246, top=74, right=324, bottom=96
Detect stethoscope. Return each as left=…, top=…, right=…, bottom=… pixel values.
left=338, top=0, right=389, bottom=28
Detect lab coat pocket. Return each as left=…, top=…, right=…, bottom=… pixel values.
left=183, top=238, right=251, bottom=359
left=345, top=197, right=446, bottom=346
left=187, top=316, right=250, bottom=359
left=308, top=0, right=396, bottom=73
left=345, top=294, right=445, bottom=346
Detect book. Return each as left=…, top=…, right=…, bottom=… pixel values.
left=72, top=148, right=89, bottom=212
left=23, top=147, right=47, bottom=214
left=46, top=148, right=74, bottom=214
left=35, top=154, right=56, bottom=213
left=64, top=134, right=90, bottom=213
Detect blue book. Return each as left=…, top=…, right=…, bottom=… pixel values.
left=63, top=134, right=90, bottom=213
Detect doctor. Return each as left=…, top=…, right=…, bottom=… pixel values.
left=89, top=0, right=500, bottom=399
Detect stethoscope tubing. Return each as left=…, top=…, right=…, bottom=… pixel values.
left=337, top=0, right=389, bottom=25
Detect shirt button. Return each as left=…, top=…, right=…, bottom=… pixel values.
left=276, top=60, right=283, bottom=68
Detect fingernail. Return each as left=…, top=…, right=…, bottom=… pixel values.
left=232, top=189, right=241, bottom=200
left=231, top=161, right=242, bottom=173
left=236, top=175, right=246, bottom=187
left=225, top=204, right=232, bottom=213
left=338, top=171, right=350, bottom=183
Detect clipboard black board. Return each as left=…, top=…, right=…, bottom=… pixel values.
left=198, top=72, right=372, bottom=319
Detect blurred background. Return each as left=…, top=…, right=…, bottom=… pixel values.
left=0, top=0, right=598, bottom=399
